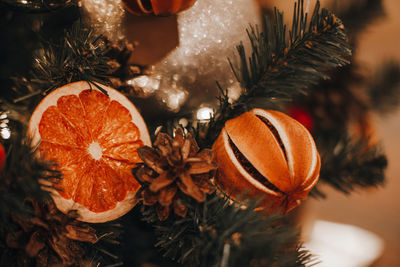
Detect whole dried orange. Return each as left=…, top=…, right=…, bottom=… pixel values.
left=122, top=0, right=197, bottom=16
left=28, top=81, right=151, bottom=223
left=213, top=109, right=320, bottom=214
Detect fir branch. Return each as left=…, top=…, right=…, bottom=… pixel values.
left=84, top=222, right=125, bottom=266
left=11, top=20, right=114, bottom=107
left=367, top=61, right=400, bottom=115
left=235, top=0, right=350, bottom=100
left=316, top=134, right=387, bottom=195
left=141, top=194, right=310, bottom=267
left=11, top=19, right=144, bottom=110
left=201, top=0, right=351, bottom=146
left=0, top=123, right=60, bottom=225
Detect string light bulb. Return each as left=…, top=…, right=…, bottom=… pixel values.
left=196, top=106, right=214, bottom=122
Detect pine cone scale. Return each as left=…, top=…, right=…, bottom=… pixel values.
left=178, top=173, right=206, bottom=202
left=181, top=139, right=192, bottom=160
left=158, top=186, right=177, bottom=206
left=64, top=225, right=98, bottom=243
left=173, top=199, right=187, bottom=218
left=149, top=172, right=175, bottom=192
left=143, top=189, right=158, bottom=206
left=187, top=161, right=217, bottom=174
left=138, top=146, right=166, bottom=173
left=194, top=149, right=213, bottom=162
left=26, top=231, right=45, bottom=257
left=133, top=165, right=155, bottom=184
left=193, top=174, right=215, bottom=194
left=156, top=205, right=170, bottom=221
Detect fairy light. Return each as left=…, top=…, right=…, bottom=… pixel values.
left=127, top=76, right=150, bottom=87
left=196, top=107, right=214, bottom=122
left=126, top=75, right=160, bottom=97
left=1, top=128, right=10, bottom=139
left=227, top=81, right=243, bottom=103
left=161, top=88, right=188, bottom=112
left=0, top=112, right=10, bottom=139
left=178, top=118, right=189, bottom=128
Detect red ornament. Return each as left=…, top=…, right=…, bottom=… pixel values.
left=287, top=106, right=314, bottom=132
left=0, top=143, right=5, bottom=171
left=122, top=0, right=197, bottom=16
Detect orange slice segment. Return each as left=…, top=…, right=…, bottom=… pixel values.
left=29, top=81, right=151, bottom=223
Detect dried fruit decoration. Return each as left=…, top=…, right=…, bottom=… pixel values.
left=133, top=129, right=217, bottom=221
left=122, top=0, right=197, bottom=16
left=28, top=81, right=151, bottom=223
left=213, top=109, right=321, bottom=213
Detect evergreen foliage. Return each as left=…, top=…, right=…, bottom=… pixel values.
left=11, top=20, right=112, bottom=108
left=0, top=122, right=59, bottom=227
left=201, top=0, right=352, bottom=147
left=317, top=133, right=387, bottom=195
left=141, top=194, right=313, bottom=267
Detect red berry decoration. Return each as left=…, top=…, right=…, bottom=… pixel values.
left=287, top=106, right=314, bottom=132
left=122, top=0, right=197, bottom=16
left=0, top=143, right=5, bottom=171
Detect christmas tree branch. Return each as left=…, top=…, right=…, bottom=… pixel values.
left=0, top=120, right=60, bottom=226
left=234, top=0, right=350, bottom=100
left=10, top=20, right=142, bottom=110
left=316, top=133, right=387, bottom=195
left=141, top=194, right=312, bottom=267
left=11, top=20, right=112, bottom=107
left=200, top=0, right=351, bottom=147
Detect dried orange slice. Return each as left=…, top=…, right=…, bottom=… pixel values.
left=28, top=81, right=151, bottom=223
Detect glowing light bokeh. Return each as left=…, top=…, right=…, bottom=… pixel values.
left=196, top=107, right=214, bottom=122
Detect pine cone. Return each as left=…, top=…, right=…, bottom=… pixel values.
left=105, top=40, right=144, bottom=93
left=133, top=129, right=217, bottom=221
left=5, top=198, right=98, bottom=266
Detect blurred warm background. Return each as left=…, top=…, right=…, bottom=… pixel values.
left=313, top=0, right=400, bottom=265
left=262, top=0, right=400, bottom=266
